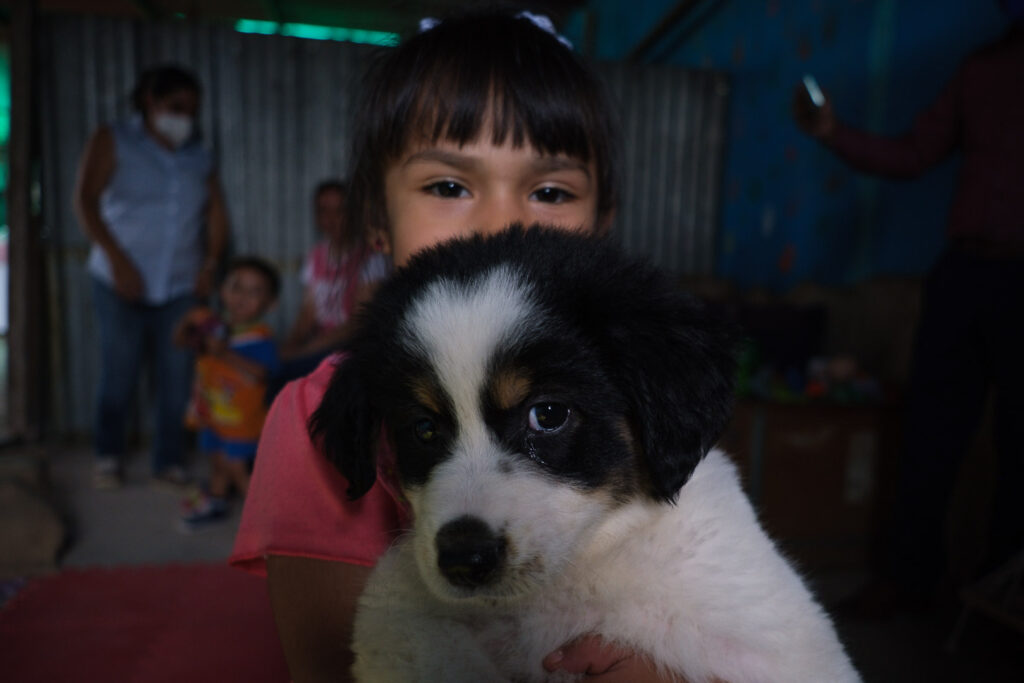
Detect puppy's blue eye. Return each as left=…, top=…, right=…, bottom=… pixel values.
left=414, top=418, right=439, bottom=443
left=528, top=403, right=570, bottom=433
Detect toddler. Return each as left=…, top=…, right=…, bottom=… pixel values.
left=231, top=9, right=676, bottom=681
left=177, top=256, right=280, bottom=532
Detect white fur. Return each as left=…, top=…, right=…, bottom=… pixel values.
left=351, top=263, right=859, bottom=682
left=353, top=450, right=859, bottom=682
left=402, top=265, right=538, bottom=429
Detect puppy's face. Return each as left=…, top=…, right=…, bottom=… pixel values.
left=386, top=266, right=644, bottom=600
left=312, top=226, right=736, bottom=603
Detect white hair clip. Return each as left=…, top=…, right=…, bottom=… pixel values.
left=417, top=12, right=573, bottom=50
left=516, top=11, right=573, bottom=50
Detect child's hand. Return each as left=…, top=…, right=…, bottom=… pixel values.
left=204, top=333, right=228, bottom=357
left=543, top=635, right=688, bottom=682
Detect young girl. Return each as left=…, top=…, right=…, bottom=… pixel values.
left=277, top=180, right=389, bottom=376
left=231, top=9, right=680, bottom=681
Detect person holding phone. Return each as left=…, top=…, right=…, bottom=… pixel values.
left=792, top=2, right=1024, bottom=617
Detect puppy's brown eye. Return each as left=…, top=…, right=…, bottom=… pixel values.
left=414, top=418, right=438, bottom=443
left=528, top=403, right=570, bottom=433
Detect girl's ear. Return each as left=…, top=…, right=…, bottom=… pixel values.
left=308, top=357, right=381, bottom=500
left=371, top=227, right=392, bottom=255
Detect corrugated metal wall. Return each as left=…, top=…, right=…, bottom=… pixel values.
left=38, top=16, right=729, bottom=435
left=602, top=62, right=729, bottom=273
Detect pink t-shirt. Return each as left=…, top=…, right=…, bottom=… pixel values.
left=230, top=355, right=410, bottom=575
left=301, top=241, right=390, bottom=331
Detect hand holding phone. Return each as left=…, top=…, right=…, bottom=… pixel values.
left=792, top=74, right=835, bottom=140
left=802, top=74, right=826, bottom=107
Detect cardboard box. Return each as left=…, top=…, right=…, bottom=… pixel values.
left=719, top=399, right=900, bottom=570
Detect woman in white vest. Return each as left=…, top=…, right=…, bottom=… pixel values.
left=73, top=64, right=229, bottom=489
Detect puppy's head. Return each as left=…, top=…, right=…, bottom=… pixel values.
left=310, top=225, right=736, bottom=601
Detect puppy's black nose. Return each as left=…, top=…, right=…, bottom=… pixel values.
left=435, top=516, right=506, bottom=589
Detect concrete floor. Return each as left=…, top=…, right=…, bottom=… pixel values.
left=41, top=446, right=1024, bottom=682
left=53, top=447, right=239, bottom=567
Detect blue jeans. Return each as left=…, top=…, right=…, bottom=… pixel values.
left=92, top=278, right=195, bottom=474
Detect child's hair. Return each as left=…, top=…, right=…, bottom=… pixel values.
left=226, top=256, right=281, bottom=300
left=131, top=64, right=202, bottom=112
left=346, top=7, right=620, bottom=234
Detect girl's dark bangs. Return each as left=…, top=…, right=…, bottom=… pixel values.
left=397, top=22, right=598, bottom=162
left=348, top=10, right=620, bottom=230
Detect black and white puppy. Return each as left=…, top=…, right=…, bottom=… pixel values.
left=311, top=226, right=859, bottom=683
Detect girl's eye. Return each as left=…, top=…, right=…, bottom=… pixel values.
left=426, top=181, right=469, bottom=199
left=414, top=418, right=439, bottom=443
left=530, top=187, right=574, bottom=204
left=527, top=403, right=570, bottom=433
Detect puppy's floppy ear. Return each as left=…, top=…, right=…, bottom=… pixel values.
left=604, top=290, right=737, bottom=503
left=308, top=357, right=381, bottom=501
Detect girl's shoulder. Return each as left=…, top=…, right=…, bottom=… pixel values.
left=299, top=352, right=346, bottom=402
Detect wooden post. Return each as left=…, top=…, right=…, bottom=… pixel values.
left=7, top=0, right=42, bottom=441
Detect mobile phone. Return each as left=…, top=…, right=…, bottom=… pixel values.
left=802, top=74, right=825, bottom=107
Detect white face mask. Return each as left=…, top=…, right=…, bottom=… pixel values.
left=152, top=112, right=194, bottom=147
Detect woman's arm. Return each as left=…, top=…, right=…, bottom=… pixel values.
left=792, top=72, right=962, bottom=180
left=266, top=555, right=372, bottom=683
left=73, top=127, right=144, bottom=301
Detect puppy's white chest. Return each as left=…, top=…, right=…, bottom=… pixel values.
left=353, top=540, right=603, bottom=682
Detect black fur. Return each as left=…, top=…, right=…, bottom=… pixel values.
left=309, top=225, right=737, bottom=503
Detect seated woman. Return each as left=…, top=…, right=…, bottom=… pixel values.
left=276, top=180, right=390, bottom=388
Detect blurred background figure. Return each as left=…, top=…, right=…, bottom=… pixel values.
left=176, top=256, right=280, bottom=533
left=73, top=64, right=229, bottom=489
left=274, top=179, right=389, bottom=392
left=793, top=0, right=1024, bottom=615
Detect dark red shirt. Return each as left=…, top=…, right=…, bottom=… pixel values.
left=827, top=24, right=1024, bottom=251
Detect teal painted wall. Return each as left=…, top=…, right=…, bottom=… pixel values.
left=571, top=0, right=1008, bottom=289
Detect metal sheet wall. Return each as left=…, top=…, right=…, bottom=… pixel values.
left=38, top=16, right=729, bottom=435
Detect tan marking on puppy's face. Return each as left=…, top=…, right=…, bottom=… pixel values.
left=607, top=417, right=644, bottom=503
left=490, top=368, right=532, bottom=410
left=410, top=376, right=445, bottom=415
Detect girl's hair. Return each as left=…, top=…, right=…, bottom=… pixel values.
left=347, top=8, right=620, bottom=234
left=131, top=64, right=202, bottom=113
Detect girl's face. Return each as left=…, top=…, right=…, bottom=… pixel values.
left=381, top=135, right=601, bottom=267
left=315, top=188, right=347, bottom=245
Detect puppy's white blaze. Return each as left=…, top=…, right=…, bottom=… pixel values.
left=401, top=265, right=617, bottom=600
left=415, top=438, right=618, bottom=601
left=402, top=264, right=538, bottom=432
